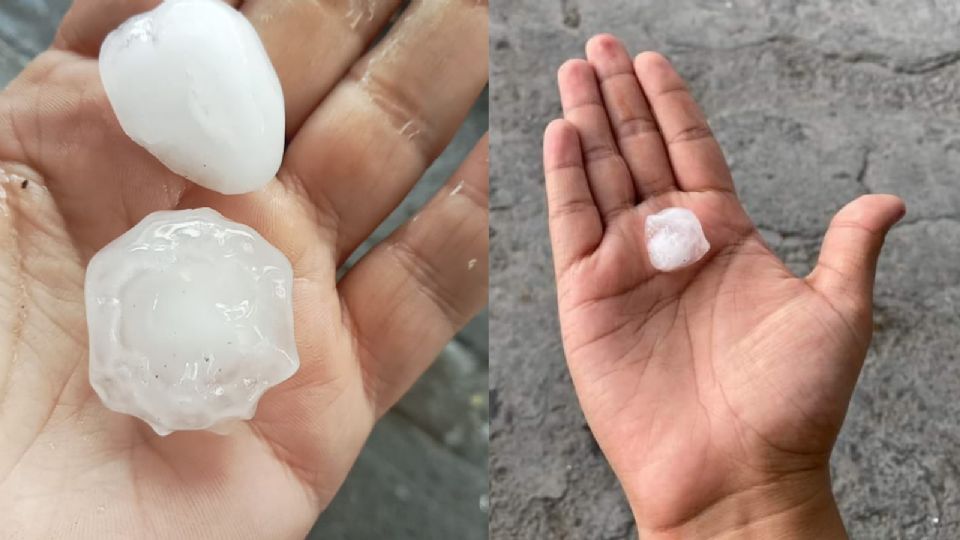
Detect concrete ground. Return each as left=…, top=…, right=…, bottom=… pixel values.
left=0, top=2, right=488, bottom=539
left=491, top=1, right=960, bottom=538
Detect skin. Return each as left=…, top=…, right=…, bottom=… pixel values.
left=0, top=1, right=487, bottom=538
left=544, top=35, right=905, bottom=539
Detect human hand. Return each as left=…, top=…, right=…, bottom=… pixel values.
left=544, top=34, right=904, bottom=539
left=0, top=1, right=487, bottom=538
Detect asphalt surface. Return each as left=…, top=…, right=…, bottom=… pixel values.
left=491, top=1, right=960, bottom=538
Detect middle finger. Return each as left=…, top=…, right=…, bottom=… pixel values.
left=243, top=0, right=405, bottom=136
left=586, top=34, right=676, bottom=199
left=281, top=0, right=488, bottom=264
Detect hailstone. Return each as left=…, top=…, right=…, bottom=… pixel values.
left=85, top=208, right=299, bottom=435
left=99, top=0, right=284, bottom=194
left=645, top=207, right=711, bottom=272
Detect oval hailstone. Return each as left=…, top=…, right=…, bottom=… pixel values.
left=85, top=208, right=299, bottom=435
left=645, top=207, right=711, bottom=272
left=99, top=0, right=284, bottom=194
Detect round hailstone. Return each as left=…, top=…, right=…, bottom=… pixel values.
left=85, top=208, right=299, bottom=435
left=645, top=207, right=711, bottom=272
left=99, top=0, right=284, bottom=195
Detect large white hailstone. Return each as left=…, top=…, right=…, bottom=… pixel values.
left=99, top=0, right=284, bottom=195
left=645, top=207, right=711, bottom=272
left=85, top=208, right=299, bottom=435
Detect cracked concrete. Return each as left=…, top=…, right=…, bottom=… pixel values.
left=491, top=0, right=960, bottom=538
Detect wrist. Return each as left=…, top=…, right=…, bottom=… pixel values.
left=636, top=469, right=847, bottom=540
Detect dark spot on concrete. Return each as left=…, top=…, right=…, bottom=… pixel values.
left=561, top=0, right=580, bottom=28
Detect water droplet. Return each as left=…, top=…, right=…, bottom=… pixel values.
left=346, top=0, right=375, bottom=30
left=399, top=120, right=421, bottom=141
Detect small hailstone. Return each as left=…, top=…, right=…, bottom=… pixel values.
left=645, top=207, right=710, bottom=272
left=99, top=0, right=284, bottom=195
left=85, top=208, right=299, bottom=435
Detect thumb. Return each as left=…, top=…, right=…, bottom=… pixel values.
left=807, top=194, right=906, bottom=315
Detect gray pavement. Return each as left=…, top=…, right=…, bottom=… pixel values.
left=0, top=3, right=488, bottom=539
left=490, top=1, right=960, bottom=538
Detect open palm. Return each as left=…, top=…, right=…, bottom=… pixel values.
left=544, top=35, right=903, bottom=537
left=0, top=2, right=487, bottom=538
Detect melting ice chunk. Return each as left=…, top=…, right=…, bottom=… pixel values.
left=645, top=207, right=710, bottom=272
left=99, top=0, right=284, bottom=194
left=85, top=208, right=299, bottom=435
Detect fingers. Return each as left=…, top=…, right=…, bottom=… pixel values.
left=176, top=181, right=337, bottom=284
left=177, top=182, right=368, bottom=498
left=544, top=119, right=603, bottom=273
left=338, top=135, right=488, bottom=416
left=242, top=0, right=404, bottom=136
left=57, top=0, right=405, bottom=137
left=585, top=35, right=676, bottom=199
left=807, top=194, right=906, bottom=319
left=282, top=0, right=488, bottom=265
left=558, top=59, right=636, bottom=219
left=53, top=0, right=242, bottom=56
left=634, top=52, right=735, bottom=193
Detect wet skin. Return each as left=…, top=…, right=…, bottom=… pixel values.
left=0, top=1, right=487, bottom=538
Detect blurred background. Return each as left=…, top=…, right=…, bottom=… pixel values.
left=0, top=2, right=488, bottom=538
left=491, top=0, right=960, bottom=538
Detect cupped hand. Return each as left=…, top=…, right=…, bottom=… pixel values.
left=544, top=34, right=903, bottom=538
left=0, top=2, right=487, bottom=538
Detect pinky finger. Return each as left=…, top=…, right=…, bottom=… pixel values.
left=338, top=134, right=489, bottom=416
left=544, top=119, right=603, bottom=275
